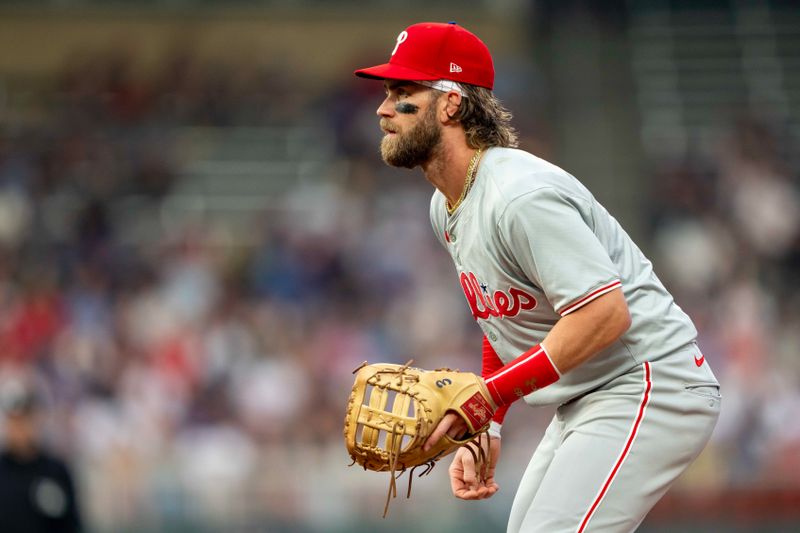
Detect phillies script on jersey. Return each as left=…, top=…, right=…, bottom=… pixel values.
left=460, top=271, right=538, bottom=320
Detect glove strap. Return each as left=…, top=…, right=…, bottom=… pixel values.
left=485, top=343, right=561, bottom=406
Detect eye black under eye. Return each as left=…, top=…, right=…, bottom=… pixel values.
left=395, top=102, right=419, bottom=114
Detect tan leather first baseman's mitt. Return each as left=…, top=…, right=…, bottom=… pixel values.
left=344, top=360, right=496, bottom=517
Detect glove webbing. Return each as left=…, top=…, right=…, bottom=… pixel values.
left=363, top=362, right=418, bottom=456
left=370, top=361, right=427, bottom=518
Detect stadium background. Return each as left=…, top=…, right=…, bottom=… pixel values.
left=0, top=0, right=798, bottom=531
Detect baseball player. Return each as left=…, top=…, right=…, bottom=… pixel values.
left=353, top=21, right=721, bottom=532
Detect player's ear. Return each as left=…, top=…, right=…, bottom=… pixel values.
left=441, top=91, right=462, bottom=123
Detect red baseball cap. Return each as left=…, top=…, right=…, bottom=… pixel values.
left=354, top=22, right=494, bottom=90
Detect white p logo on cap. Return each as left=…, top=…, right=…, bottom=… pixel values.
left=391, top=31, right=408, bottom=56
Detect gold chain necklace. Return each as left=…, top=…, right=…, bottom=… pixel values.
left=447, top=148, right=483, bottom=215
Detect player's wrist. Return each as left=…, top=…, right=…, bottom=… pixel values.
left=488, top=420, right=503, bottom=439
left=484, top=343, right=561, bottom=406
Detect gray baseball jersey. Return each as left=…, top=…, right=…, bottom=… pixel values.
left=430, top=147, right=705, bottom=406
left=430, top=147, right=720, bottom=531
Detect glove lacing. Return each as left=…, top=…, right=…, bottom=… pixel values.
left=382, top=430, right=489, bottom=518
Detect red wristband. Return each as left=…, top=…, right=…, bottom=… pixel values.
left=484, top=344, right=560, bottom=406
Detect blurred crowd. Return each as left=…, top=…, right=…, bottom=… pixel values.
left=0, top=49, right=484, bottom=530
left=0, top=44, right=798, bottom=531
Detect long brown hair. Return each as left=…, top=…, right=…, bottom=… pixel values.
left=449, top=84, right=519, bottom=149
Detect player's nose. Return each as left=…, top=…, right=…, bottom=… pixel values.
left=377, top=96, right=395, bottom=118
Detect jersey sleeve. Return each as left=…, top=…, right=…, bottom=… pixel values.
left=498, top=186, right=621, bottom=316
left=429, top=192, right=448, bottom=248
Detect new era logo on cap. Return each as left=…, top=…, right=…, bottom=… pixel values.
left=354, top=22, right=495, bottom=90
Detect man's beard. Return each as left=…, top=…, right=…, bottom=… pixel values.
left=380, top=105, right=441, bottom=169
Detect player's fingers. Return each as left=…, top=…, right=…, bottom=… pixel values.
left=474, top=486, right=491, bottom=499
left=454, top=477, right=498, bottom=500
left=460, top=446, right=478, bottom=488
left=449, top=451, right=468, bottom=496
left=452, top=461, right=495, bottom=500
left=446, top=417, right=468, bottom=440
left=454, top=487, right=483, bottom=500
left=454, top=479, right=485, bottom=500
left=450, top=469, right=469, bottom=497
left=423, top=413, right=458, bottom=451
left=477, top=482, right=499, bottom=500
left=447, top=440, right=491, bottom=500
left=457, top=484, right=492, bottom=499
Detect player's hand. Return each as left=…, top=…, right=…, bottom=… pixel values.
left=423, top=412, right=468, bottom=451
left=449, top=435, right=501, bottom=500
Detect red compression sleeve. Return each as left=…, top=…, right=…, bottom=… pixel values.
left=482, top=336, right=510, bottom=424
left=484, top=344, right=561, bottom=406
